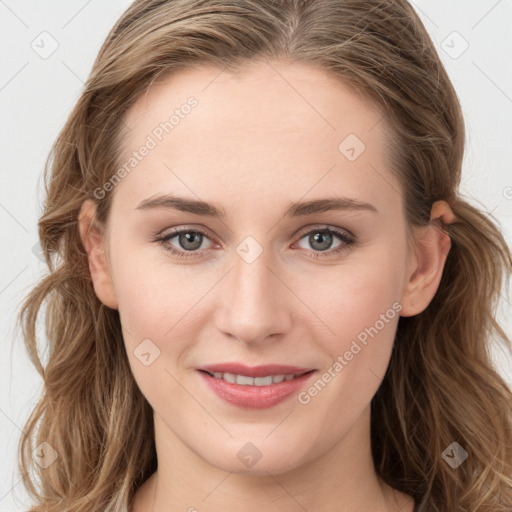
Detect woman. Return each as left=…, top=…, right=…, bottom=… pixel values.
left=17, top=0, right=512, bottom=511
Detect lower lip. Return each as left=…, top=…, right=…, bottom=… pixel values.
left=198, top=370, right=316, bottom=409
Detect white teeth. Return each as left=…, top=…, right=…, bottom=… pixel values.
left=208, top=372, right=300, bottom=386
left=223, top=372, right=236, bottom=383
left=254, top=376, right=273, bottom=386
left=236, top=374, right=254, bottom=385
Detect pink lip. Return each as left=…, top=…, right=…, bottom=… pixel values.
left=199, top=363, right=314, bottom=377
left=197, top=363, right=316, bottom=409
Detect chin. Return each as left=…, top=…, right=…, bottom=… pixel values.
left=199, top=436, right=311, bottom=476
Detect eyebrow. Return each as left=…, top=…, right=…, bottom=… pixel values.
left=135, top=194, right=378, bottom=217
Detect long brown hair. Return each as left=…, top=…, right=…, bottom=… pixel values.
left=17, top=1, right=512, bottom=510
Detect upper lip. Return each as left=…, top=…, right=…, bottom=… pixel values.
left=199, top=363, right=315, bottom=378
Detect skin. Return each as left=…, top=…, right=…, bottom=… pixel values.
left=79, top=59, right=455, bottom=511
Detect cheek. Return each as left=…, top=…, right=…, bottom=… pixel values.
left=111, top=263, right=197, bottom=412
left=109, top=243, right=219, bottom=387
left=110, top=235, right=204, bottom=335
left=293, top=244, right=405, bottom=404
left=303, top=247, right=404, bottom=347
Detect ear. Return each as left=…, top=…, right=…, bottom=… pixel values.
left=400, top=200, right=456, bottom=317
left=78, top=199, right=118, bottom=310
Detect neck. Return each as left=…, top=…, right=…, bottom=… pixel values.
left=132, top=406, right=414, bottom=512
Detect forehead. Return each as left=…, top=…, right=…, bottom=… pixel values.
left=113, top=60, right=402, bottom=218
left=123, top=60, right=384, bottom=141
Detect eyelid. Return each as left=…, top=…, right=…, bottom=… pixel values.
left=155, top=223, right=214, bottom=238
left=293, top=223, right=355, bottom=240
left=157, top=225, right=219, bottom=249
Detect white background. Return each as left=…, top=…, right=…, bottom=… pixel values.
left=1, top=1, right=511, bottom=510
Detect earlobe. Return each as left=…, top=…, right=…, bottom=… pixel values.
left=400, top=200, right=455, bottom=317
left=78, top=200, right=118, bottom=310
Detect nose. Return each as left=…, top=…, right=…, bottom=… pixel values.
left=214, top=243, right=293, bottom=346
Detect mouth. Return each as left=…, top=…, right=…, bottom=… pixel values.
left=196, top=364, right=317, bottom=409
left=198, top=369, right=314, bottom=386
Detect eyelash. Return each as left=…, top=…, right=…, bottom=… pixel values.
left=153, top=225, right=356, bottom=260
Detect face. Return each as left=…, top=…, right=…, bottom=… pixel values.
left=83, top=60, right=430, bottom=476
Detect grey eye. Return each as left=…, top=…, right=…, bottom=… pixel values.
left=175, top=231, right=204, bottom=251
left=297, top=230, right=342, bottom=252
